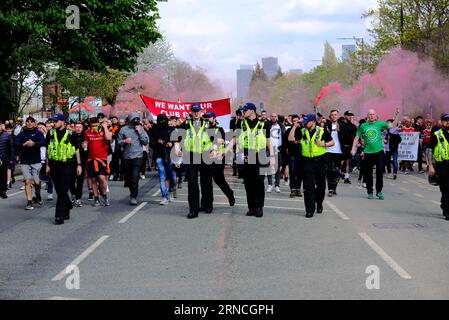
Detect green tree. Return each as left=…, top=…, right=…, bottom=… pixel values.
left=251, top=62, right=268, bottom=82
left=0, top=0, right=162, bottom=119
left=361, top=0, right=449, bottom=74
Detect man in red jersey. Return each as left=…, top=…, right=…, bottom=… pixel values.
left=83, top=117, right=112, bottom=206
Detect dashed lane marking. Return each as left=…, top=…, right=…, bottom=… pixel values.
left=324, top=200, right=350, bottom=221
left=52, top=235, right=109, bottom=281
left=359, top=233, right=412, bottom=280
left=119, top=202, right=148, bottom=224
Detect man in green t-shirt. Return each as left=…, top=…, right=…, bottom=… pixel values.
left=351, top=109, right=400, bottom=200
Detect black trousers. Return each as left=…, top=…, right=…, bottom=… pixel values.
left=212, top=164, right=234, bottom=201
left=326, top=153, right=342, bottom=192
left=140, top=151, right=149, bottom=174
left=364, top=151, right=386, bottom=195
left=123, top=157, right=143, bottom=198
left=0, top=160, right=7, bottom=193
left=70, top=162, right=86, bottom=200
left=301, top=159, right=326, bottom=214
left=242, top=163, right=265, bottom=211
left=186, top=164, right=213, bottom=213
left=111, top=150, right=124, bottom=177
left=50, top=161, right=76, bottom=219
left=436, top=161, right=449, bottom=216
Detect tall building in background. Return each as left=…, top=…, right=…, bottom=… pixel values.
left=236, top=65, right=254, bottom=100
left=262, top=57, right=279, bottom=80
left=342, top=45, right=356, bottom=61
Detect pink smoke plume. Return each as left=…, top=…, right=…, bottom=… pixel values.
left=112, top=65, right=224, bottom=119
left=316, top=48, right=449, bottom=121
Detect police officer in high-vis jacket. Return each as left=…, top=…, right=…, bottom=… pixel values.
left=45, top=114, right=82, bottom=225
left=179, top=104, right=214, bottom=219
left=225, top=103, right=273, bottom=218
left=427, top=114, right=449, bottom=221
left=289, top=114, right=334, bottom=218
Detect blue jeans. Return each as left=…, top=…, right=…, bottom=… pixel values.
left=289, top=156, right=301, bottom=191
left=156, top=158, right=176, bottom=199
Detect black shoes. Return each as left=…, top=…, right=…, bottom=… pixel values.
left=317, top=205, right=323, bottom=214
left=246, top=210, right=256, bottom=217
left=306, top=212, right=314, bottom=218
left=187, top=211, right=198, bottom=219
left=344, top=179, right=351, bottom=184
left=205, top=207, right=213, bottom=214
left=255, top=208, right=263, bottom=218
left=55, top=218, right=64, bottom=225
left=229, top=195, right=235, bottom=207
left=0, top=192, right=7, bottom=199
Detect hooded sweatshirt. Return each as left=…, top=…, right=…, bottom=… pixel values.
left=117, top=113, right=149, bottom=160
left=15, top=127, right=45, bottom=165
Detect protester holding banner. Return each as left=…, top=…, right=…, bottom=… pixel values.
left=351, top=108, right=400, bottom=200
left=427, top=114, right=449, bottom=221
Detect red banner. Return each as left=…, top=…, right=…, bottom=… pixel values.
left=140, top=95, right=231, bottom=120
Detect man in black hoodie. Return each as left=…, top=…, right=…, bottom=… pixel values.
left=0, top=122, right=14, bottom=199
left=15, top=117, right=45, bottom=210
left=151, top=114, right=177, bottom=205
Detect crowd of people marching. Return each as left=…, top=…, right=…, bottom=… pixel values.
left=0, top=104, right=448, bottom=225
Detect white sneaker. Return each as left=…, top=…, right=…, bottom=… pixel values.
left=284, top=179, right=289, bottom=186
left=169, top=193, right=175, bottom=202
left=20, top=186, right=25, bottom=191
left=275, top=186, right=281, bottom=193
left=266, top=185, right=273, bottom=193
left=160, top=198, right=169, bottom=205
left=141, top=175, right=146, bottom=180
left=47, top=193, right=53, bottom=201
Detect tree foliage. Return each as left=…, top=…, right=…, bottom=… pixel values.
left=0, top=0, right=162, bottom=118
left=361, top=0, right=449, bottom=74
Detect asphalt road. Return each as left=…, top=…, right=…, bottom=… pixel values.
left=1, top=167, right=449, bottom=300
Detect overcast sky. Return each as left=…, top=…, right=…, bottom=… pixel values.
left=158, top=0, right=378, bottom=95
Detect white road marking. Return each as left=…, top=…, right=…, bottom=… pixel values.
left=324, top=200, right=350, bottom=221
left=52, top=235, right=109, bottom=281
left=152, top=190, right=161, bottom=197
left=119, top=202, right=148, bottom=224
left=7, top=191, right=23, bottom=198
left=359, top=233, right=412, bottom=280
left=431, top=200, right=440, bottom=206
left=413, top=193, right=424, bottom=198
left=172, top=200, right=304, bottom=211
left=389, top=183, right=397, bottom=187
left=47, top=297, right=82, bottom=300
left=400, top=187, right=409, bottom=193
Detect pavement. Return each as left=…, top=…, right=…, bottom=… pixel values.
left=0, top=168, right=449, bottom=300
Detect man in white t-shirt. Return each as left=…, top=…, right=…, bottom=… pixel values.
left=267, top=113, right=284, bottom=193
left=325, top=110, right=343, bottom=197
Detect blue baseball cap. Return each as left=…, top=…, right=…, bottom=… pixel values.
left=441, top=114, right=449, bottom=121
left=206, top=112, right=216, bottom=118
left=242, top=103, right=257, bottom=112
left=302, top=114, right=317, bottom=126
left=191, top=104, right=202, bottom=112
left=50, top=114, right=67, bottom=122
